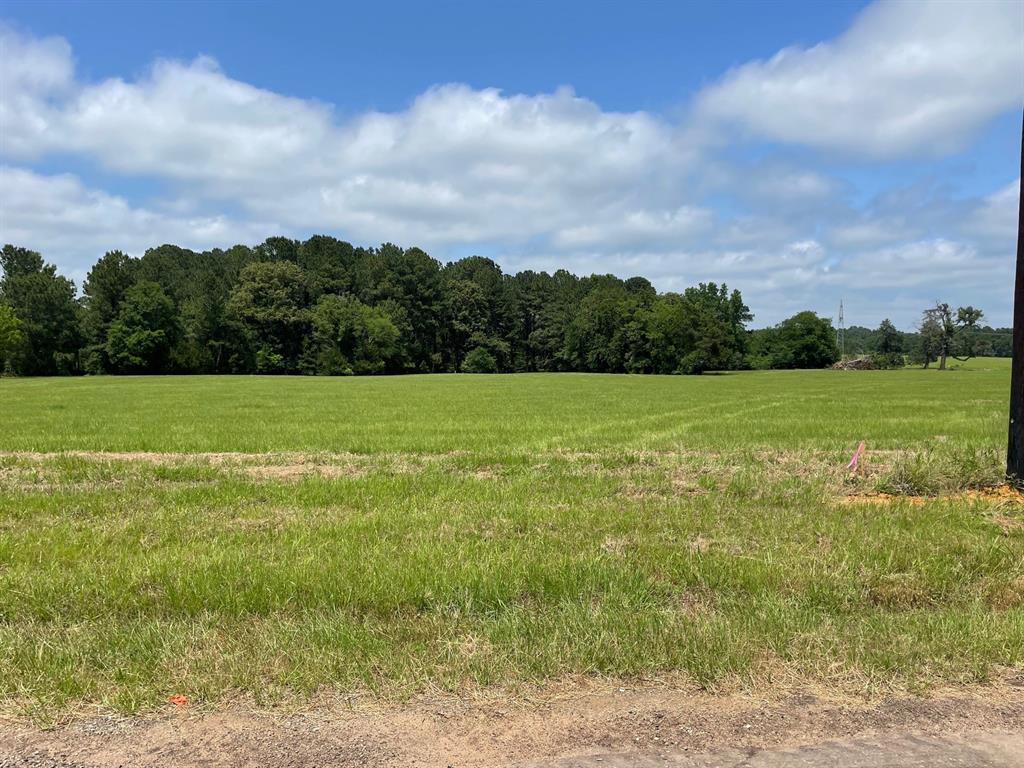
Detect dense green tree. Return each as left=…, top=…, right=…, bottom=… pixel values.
left=675, top=283, right=751, bottom=374
left=105, top=281, right=178, bottom=373
left=0, top=245, right=80, bottom=375
left=441, top=256, right=516, bottom=371
left=460, top=346, right=498, bottom=373
left=354, top=244, right=443, bottom=371
left=254, top=236, right=301, bottom=264
left=305, top=294, right=400, bottom=375
left=137, top=244, right=202, bottom=304
left=507, top=270, right=548, bottom=371
left=80, top=250, right=139, bottom=373
left=165, top=245, right=254, bottom=373
left=841, top=325, right=873, bottom=355
left=226, top=261, right=310, bottom=373
left=973, top=326, right=1012, bottom=356
left=172, top=244, right=256, bottom=373
left=759, top=311, right=838, bottom=369
left=911, top=313, right=942, bottom=368
left=522, top=269, right=584, bottom=372
left=296, top=235, right=355, bottom=298
left=563, top=278, right=635, bottom=372
left=28, top=238, right=997, bottom=378
left=0, top=303, right=25, bottom=374
left=646, top=294, right=690, bottom=374
left=871, top=319, right=904, bottom=369
left=441, top=278, right=493, bottom=370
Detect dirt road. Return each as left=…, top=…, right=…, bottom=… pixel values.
left=2, top=681, right=1022, bottom=767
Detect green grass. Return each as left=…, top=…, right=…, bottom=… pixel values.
left=1, top=364, right=1021, bottom=718
left=0, top=366, right=1009, bottom=452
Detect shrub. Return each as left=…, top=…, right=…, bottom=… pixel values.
left=870, top=352, right=905, bottom=369
left=461, top=346, right=498, bottom=373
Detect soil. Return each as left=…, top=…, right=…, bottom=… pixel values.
left=2, top=679, right=1023, bottom=768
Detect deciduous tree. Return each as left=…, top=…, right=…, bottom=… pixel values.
left=0, top=245, right=80, bottom=375
left=306, top=294, right=400, bottom=375
left=921, top=302, right=984, bottom=370
left=0, top=303, right=25, bottom=375
left=227, top=260, right=311, bottom=373
left=105, top=281, right=178, bottom=373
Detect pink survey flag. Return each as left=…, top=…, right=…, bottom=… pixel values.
left=847, top=441, right=866, bottom=471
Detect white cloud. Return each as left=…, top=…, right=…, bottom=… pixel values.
left=0, top=25, right=72, bottom=94
left=694, top=0, right=1024, bottom=156
left=0, top=31, right=682, bottom=248
left=0, top=166, right=274, bottom=283
left=0, top=5, right=1020, bottom=328
left=552, top=206, right=712, bottom=250
left=826, top=239, right=990, bottom=290
left=966, top=177, right=1021, bottom=244
left=0, top=25, right=75, bottom=157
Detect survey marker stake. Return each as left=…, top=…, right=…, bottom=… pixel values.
left=847, top=441, right=866, bottom=473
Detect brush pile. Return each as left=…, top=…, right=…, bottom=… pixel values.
left=832, top=356, right=876, bottom=370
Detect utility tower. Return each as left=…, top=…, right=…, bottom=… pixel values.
left=837, top=299, right=845, bottom=359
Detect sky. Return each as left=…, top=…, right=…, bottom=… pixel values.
left=0, top=0, right=1021, bottom=329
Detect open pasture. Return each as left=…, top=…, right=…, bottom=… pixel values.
left=0, top=364, right=1021, bottom=717
left=0, top=363, right=1011, bottom=453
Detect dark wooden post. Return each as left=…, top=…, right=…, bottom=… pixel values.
left=1007, top=110, right=1024, bottom=482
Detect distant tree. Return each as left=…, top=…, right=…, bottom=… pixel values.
left=620, top=294, right=654, bottom=373
left=1, top=236, right=895, bottom=379
left=911, top=313, right=942, bottom=368
left=623, top=276, right=657, bottom=297
left=171, top=244, right=255, bottom=373
left=675, top=283, right=751, bottom=374
left=80, top=250, right=139, bottom=373
left=0, top=245, right=80, bottom=375
left=105, top=281, right=178, bottom=373
left=921, top=302, right=984, bottom=370
left=354, top=244, right=443, bottom=372
left=0, top=303, right=25, bottom=375
left=226, top=261, right=310, bottom=373
left=296, top=235, right=355, bottom=298
left=461, top=346, right=498, bottom=373
left=522, top=269, right=583, bottom=372
left=136, top=244, right=202, bottom=304
left=508, top=270, right=550, bottom=371
left=644, top=294, right=687, bottom=374
left=442, top=278, right=494, bottom=370
left=763, top=311, right=839, bottom=369
left=305, top=294, right=400, bottom=375
left=841, top=325, right=874, bottom=356
left=562, top=278, right=635, bottom=373
left=870, top=319, right=904, bottom=369
left=440, top=256, right=517, bottom=371
left=253, top=236, right=301, bottom=264
left=975, top=339, right=995, bottom=357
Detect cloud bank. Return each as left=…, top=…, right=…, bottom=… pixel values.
left=1, top=0, right=1021, bottom=327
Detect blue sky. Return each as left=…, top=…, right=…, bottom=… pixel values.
left=0, top=0, right=1020, bottom=328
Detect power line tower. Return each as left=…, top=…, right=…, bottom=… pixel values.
left=837, top=299, right=845, bottom=359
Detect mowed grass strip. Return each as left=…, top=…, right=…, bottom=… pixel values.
left=0, top=365, right=1021, bottom=717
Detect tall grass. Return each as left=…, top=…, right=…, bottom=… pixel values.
left=0, top=367, right=1020, bottom=718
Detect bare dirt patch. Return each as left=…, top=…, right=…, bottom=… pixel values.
left=2, top=680, right=1022, bottom=768
left=836, top=484, right=1024, bottom=507
left=0, top=451, right=377, bottom=483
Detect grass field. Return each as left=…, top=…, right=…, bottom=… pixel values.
left=1, top=362, right=1021, bottom=718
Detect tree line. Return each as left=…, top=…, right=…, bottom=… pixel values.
left=0, top=238, right=994, bottom=376
left=842, top=308, right=1001, bottom=370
